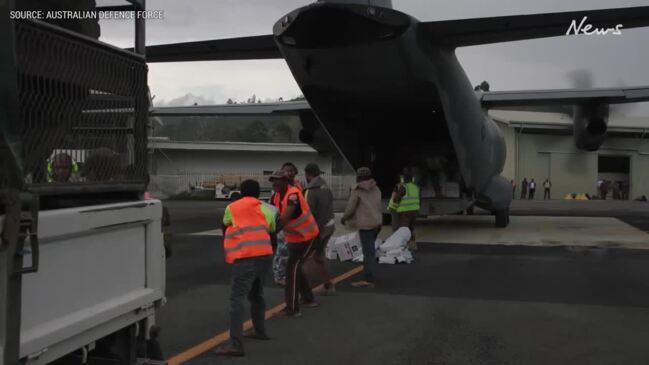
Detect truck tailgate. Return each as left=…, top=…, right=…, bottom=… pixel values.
left=12, top=200, right=165, bottom=364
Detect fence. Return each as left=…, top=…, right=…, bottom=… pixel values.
left=149, top=172, right=356, bottom=200
left=13, top=19, right=148, bottom=195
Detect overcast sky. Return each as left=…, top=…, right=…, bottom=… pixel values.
left=99, top=0, right=649, bottom=115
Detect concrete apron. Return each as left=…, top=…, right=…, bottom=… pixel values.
left=332, top=213, right=649, bottom=251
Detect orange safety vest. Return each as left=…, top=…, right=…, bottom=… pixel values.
left=272, top=186, right=319, bottom=243
left=291, top=180, right=304, bottom=192
left=223, top=197, right=273, bottom=264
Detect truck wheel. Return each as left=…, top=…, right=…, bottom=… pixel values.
left=466, top=205, right=475, bottom=215
left=495, top=209, right=509, bottom=228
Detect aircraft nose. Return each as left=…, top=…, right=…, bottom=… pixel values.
left=273, top=3, right=410, bottom=48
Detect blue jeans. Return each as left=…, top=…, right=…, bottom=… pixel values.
left=359, top=227, right=380, bottom=283
left=229, top=256, right=272, bottom=351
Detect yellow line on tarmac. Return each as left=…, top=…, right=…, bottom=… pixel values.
left=167, top=265, right=363, bottom=365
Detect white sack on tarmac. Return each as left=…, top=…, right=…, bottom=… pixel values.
left=375, top=228, right=415, bottom=264
left=379, top=227, right=411, bottom=251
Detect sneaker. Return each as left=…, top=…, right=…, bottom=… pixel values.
left=351, top=280, right=375, bottom=288
left=276, top=308, right=302, bottom=318
left=213, top=345, right=244, bottom=357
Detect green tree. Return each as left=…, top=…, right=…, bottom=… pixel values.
left=272, top=122, right=294, bottom=142
left=239, top=120, right=269, bottom=142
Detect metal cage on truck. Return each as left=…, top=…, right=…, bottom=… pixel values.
left=1, top=1, right=164, bottom=364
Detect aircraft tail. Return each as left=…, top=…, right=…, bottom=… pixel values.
left=319, top=0, right=393, bottom=9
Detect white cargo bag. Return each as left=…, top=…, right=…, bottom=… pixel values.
left=380, top=227, right=411, bottom=251
left=325, top=236, right=338, bottom=260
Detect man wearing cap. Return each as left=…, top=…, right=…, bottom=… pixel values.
left=269, top=170, right=320, bottom=317
left=214, top=180, right=276, bottom=357
left=341, top=167, right=383, bottom=288
left=303, top=163, right=336, bottom=295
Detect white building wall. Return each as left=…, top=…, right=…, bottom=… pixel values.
left=510, top=133, right=649, bottom=200
left=631, top=154, right=649, bottom=199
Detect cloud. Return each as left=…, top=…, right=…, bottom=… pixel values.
left=154, top=93, right=215, bottom=107
left=98, top=0, right=649, bottom=116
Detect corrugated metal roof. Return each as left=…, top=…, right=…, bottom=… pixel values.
left=489, top=110, right=649, bottom=130
left=148, top=139, right=317, bottom=153
left=150, top=101, right=310, bottom=116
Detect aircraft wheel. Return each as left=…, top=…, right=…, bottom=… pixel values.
left=494, top=208, right=509, bottom=228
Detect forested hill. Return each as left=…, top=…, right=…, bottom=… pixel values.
left=155, top=115, right=303, bottom=143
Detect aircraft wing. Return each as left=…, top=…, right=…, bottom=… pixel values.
left=420, top=6, right=649, bottom=47
left=149, top=100, right=310, bottom=116
left=143, top=6, right=649, bottom=61
left=480, top=87, right=649, bottom=108
left=145, top=35, right=280, bottom=62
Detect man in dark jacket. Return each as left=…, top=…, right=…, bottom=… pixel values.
left=521, top=178, right=528, bottom=200
left=303, top=163, right=336, bottom=295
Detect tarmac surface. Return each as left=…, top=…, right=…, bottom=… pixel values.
left=158, top=199, right=649, bottom=364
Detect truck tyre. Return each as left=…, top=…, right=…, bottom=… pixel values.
left=466, top=205, right=475, bottom=215
left=495, top=208, right=509, bottom=228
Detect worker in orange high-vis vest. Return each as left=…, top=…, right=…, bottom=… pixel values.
left=282, top=161, right=304, bottom=191
left=213, top=179, right=277, bottom=357
left=271, top=161, right=303, bottom=287
left=269, top=169, right=320, bottom=318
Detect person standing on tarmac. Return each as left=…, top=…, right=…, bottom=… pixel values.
left=341, top=167, right=383, bottom=288
left=528, top=179, right=537, bottom=200
left=303, top=163, right=336, bottom=295
left=213, top=180, right=276, bottom=357
left=271, top=162, right=303, bottom=286
left=521, top=178, right=528, bottom=200
left=543, top=178, right=552, bottom=200
left=388, top=168, right=421, bottom=251
left=269, top=170, right=320, bottom=317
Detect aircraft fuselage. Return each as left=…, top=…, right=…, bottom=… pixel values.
left=273, top=2, right=512, bottom=212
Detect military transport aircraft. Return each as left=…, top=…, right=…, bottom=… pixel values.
left=145, top=0, right=649, bottom=227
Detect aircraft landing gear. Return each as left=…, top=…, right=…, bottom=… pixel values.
left=494, top=208, right=509, bottom=228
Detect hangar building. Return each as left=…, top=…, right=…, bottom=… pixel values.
left=492, top=110, right=649, bottom=200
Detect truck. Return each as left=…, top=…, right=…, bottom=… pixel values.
left=1, top=2, right=165, bottom=364
left=197, top=175, right=273, bottom=201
